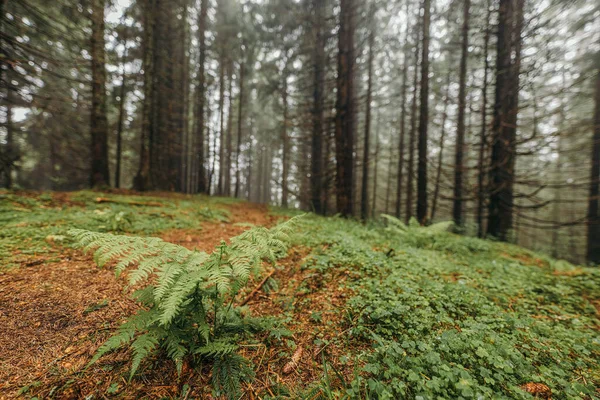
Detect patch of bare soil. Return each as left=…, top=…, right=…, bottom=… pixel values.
left=160, top=203, right=278, bottom=252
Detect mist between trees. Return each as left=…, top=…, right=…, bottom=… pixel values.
left=1, top=0, right=599, bottom=264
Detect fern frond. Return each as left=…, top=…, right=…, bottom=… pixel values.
left=195, top=339, right=238, bottom=357
left=424, top=221, right=454, bottom=234
left=129, top=333, right=159, bottom=380
left=164, top=334, right=188, bottom=376
left=71, top=215, right=301, bottom=390
left=211, top=353, right=254, bottom=400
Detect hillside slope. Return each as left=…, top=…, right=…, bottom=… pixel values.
left=0, top=191, right=598, bottom=399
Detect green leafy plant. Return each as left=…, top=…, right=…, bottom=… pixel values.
left=70, top=215, right=300, bottom=399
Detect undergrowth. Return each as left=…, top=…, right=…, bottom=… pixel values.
left=289, top=214, right=600, bottom=399
left=0, top=191, right=229, bottom=267
left=70, top=215, right=300, bottom=399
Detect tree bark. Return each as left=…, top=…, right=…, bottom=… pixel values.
left=195, top=0, right=208, bottom=194
left=310, top=0, right=326, bottom=214
left=588, top=63, right=600, bottom=264
left=452, top=0, right=470, bottom=227
left=90, top=0, right=110, bottom=188
left=371, top=110, right=380, bottom=218
left=430, top=73, right=451, bottom=221
left=217, top=52, right=226, bottom=195
left=416, top=0, right=431, bottom=224
left=334, top=0, right=356, bottom=217
left=281, top=71, right=290, bottom=207
left=115, top=33, right=128, bottom=189
left=395, top=1, right=411, bottom=219
left=477, top=0, right=491, bottom=238
left=405, top=19, right=421, bottom=223
left=134, top=0, right=154, bottom=191
left=234, top=56, right=245, bottom=198
left=487, top=0, right=523, bottom=240
left=224, top=62, right=234, bottom=196
left=361, top=7, right=375, bottom=221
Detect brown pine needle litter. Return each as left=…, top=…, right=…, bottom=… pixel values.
left=1, top=192, right=359, bottom=398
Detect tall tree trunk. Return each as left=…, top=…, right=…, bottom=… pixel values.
left=371, top=109, right=380, bottom=218
left=487, top=0, right=523, bottom=240
left=334, top=0, right=356, bottom=217
left=323, top=116, right=333, bottom=215
left=180, top=2, right=190, bottom=193
left=1, top=0, right=11, bottom=188
left=477, top=0, right=491, bottom=237
left=134, top=0, right=154, bottom=191
left=263, top=146, right=271, bottom=204
left=4, top=86, right=13, bottom=188
left=224, top=62, right=234, bottom=196
left=194, top=0, right=208, bottom=194
left=588, top=63, right=600, bottom=264
left=310, top=0, right=326, bottom=214
left=385, top=137, right=394, bottom=214
left=247, top=117, right=254, bottom=201
left=115, top=36, right=128, bottom=189
left=416, top=0, right=431, bottom=224
left=395, top=1, right=411, bottom=219
left=452, top=0, right=470, bottom=227
left=361, top=7, right=375, bottom=221
left=90, top=0, right=110, bottom=188
left=430, top=73, right=451, bottom=221
left=405, top=20, right=421, bottom=223
left=217, top=53, right=226, bottom=195
left=281, top=72, right=290, bottom=207
left=551, top=71, right=567, bottom=257
left=234, top=56, right=245, bottom=198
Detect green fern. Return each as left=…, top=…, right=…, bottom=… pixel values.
left=71, top=215, right=301, bottom=397
left=381, top=214, right=454, bottom=249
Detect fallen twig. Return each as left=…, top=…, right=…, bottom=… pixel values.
left=240, top=270, right=276, bottom=306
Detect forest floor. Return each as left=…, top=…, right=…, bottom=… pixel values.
left=1, top=191, right=599, bottom=399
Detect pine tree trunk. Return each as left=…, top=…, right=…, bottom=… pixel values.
left=224, top=62, right=234, bottom=196
left=334, top=0, right=356, bottom=217
left=406, top=19, right=421, bottom=223
left=395, top=1, right=411, bottom=219
left=587, top=64, right=600, bottom=264
left=281, top=72, right=290, bottom=207
left=90, top=0, right=110, bottom=188
left=416, top=0, right=431, bottom=224
left=115, top=37, right=128, bottom=189
left=234, top=56, right=245, bottom=198
left=487, top=0, right=523, bottom=240
left=385, top=139, right=394, bottom=214
left=371, top=110, right=380, bottom=218
left=134, top=0, right=154, bottom=191
left=431, top=74, right=451, bottom=221
left=4, top=86, right=13, bottom=188
left=361, top=8, right=375, bottom=221
left=195, top=0, right=208, bottom=193
left=323, top=116, right=333, bottom=215
left=310, top=0, right=325, bottom=214
left=452, top=0, right=470, bottom=227
left=247, top=116, right=254, bottom=201
left=180, top=2, right=190, bottom=193
left=477, top=0, right=491, bottom=238
left=217, top=53, right=226, bottom=195
left=1, top=0, right=11, bottom=188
